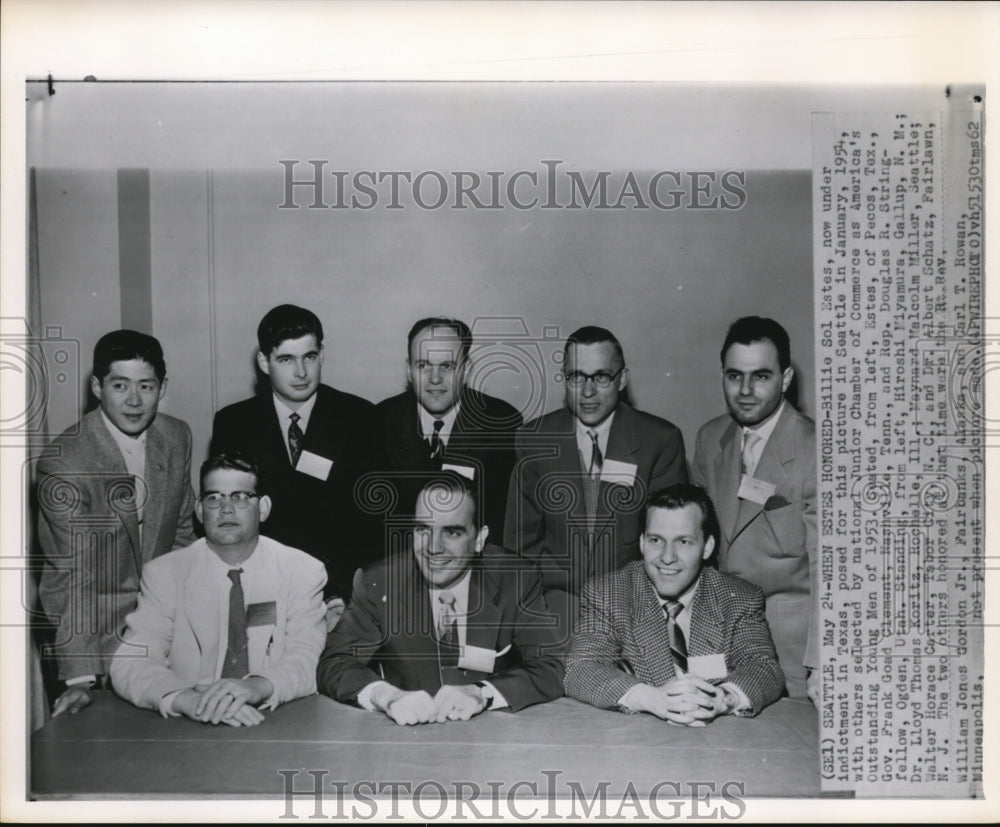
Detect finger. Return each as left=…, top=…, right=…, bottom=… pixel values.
left=52, top=697, right=71, bottom=717
left=210, top=695, right=236, bottom=725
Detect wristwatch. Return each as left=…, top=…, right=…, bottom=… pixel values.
left=474, top=681, right=495, bottom=709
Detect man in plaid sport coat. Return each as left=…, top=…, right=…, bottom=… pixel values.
left=564, top=484, right=784, bottom=723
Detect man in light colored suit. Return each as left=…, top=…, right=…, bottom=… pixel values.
left=110, top=452, right=327, bottom=726
left=504, top=326, right=687, bottom=614
left=564, top=484, right=784, bottom=722
left=36, top=330, right=197, bottom=717
left=691, top=316, right=818, bottom=702
left=318, top=472, right=563, bottom=726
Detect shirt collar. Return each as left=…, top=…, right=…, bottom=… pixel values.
left=419, top=400, right=461, bottom=441
left=273, top=391, right=318, bottom=430
left=428, top=568, right=472, bottom=615
left=656, top=573, right=701, bottom=613
left=743, top=399, right=785, bottom=446
left=575, top=410, right=615, bottom=456
left=206, top=538, right=261, bottom=575
left=100, top=409, right=147, bottom=472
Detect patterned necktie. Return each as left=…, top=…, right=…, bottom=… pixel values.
left=437, top=590, right=457, bottom=645
left=222, top=569, right=249, bottom=678
left=288, top=412, right=304, bottom=467
left=741, top=430, right=761, bottom=476
left=587, top=429, right=603, bottom=480
left=428, top=419, right=445, bottom=462
left=664, top=600, right=688, bottom=674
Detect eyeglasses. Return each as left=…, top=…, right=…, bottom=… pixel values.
left=200, top=491, right=260, bottom=510
left=563, top=368, right=624, bottom=389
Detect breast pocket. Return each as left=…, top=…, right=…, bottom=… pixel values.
left=762, top=501, right=806, bottom=558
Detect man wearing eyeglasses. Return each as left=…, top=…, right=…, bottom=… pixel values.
left=691, top=316, right=817, bottom=703
left=375, top=317, right=522, bottom=542
left=110, top=452, right=327, bottom=726
left=505, top=326, right=687, bottom=615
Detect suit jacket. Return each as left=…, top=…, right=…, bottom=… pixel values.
left=504, top=403, right=687, bottom=593
left=210, top=384, right=381, bottom=598
left=374, top=388, right=521, bottom=542
left=564, top=562, right=784, bottom=716
left=317, top=545, right=564, bottom=712
left=691, top=403, right=817, bottom=697
left=110, top=536, right=327, bottom=715
left=36, top=409, right=197, bottom=680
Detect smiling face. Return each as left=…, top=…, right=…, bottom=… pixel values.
left=196, top=468, right=271, bottom=555
left=721, top=339, right=792, bottom=427
left=563, top=341, right=628, bottom=427
left=640, top=504, right=714, bottom=601
left=408, top=327, right=467, bottom=416
left=257, top=334, right=323, bottom=408
left=412, top=485, right=488, bottom=590
left=90, top=359, right=166, bottom=437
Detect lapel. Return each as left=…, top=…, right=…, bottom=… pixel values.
left=84, top=411, right=142, bottom=571
left=183, top=545, right=229, bottom=680
left=257, top=394, right=295, bottom=470
left=390, top=556, right=442, bottom=683
left=464, top=558, right=503, bottom=652
left=593, top=405, right=640, bottom=533
left=387, top=391, right=435, bottom=470
left=300, top=385, right=338, bottom=461
left=714, top=421, right=743, bottom=543
left=140, top=422, right=168, bottom=562
left=628, top=566, right=676, bottom=686
left=731, top=405, right=796, bottom=541
left=687, top=570, right=726, bottom=657
left=545, top=409, right=588, bottom=519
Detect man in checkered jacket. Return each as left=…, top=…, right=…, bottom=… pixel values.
left=564, top=483, right=784, bottom=723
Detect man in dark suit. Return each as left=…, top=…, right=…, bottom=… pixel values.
left=564, top=484, right=784, bottom=722
left=504, top=326, right=687, bottom=600
left=36, top=330, right=197, bottom=717
left=210, top=305, right=380, bottom=605
left=375, top=317, right=521, bottom=541
left=691, top=316, right=817, bottom=702
left=318, top=472, right=563, bottom=725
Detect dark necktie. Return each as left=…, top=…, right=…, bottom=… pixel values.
left=437, top=590, right=457, bottom=645
left=428, top=419, right=445, bottom=462
left=664, top=600, right=688, bottom=674
left=587, top=429, right=603, bottom=479
left=222, top=569, right=249, bottom=679
left=288, top=412, right=304, bottom=467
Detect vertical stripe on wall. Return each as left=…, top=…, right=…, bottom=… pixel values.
left=116, top=169, right=153, bottom=333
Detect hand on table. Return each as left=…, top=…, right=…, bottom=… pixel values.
left=627, top=675, right=729, bottom=726
left=52, top=686, right=93, bottom=717
left=433, top=684, right=488, bottom=722
left=806, top=668, right=821, bottom=706
left=371, top=685, right=439, bottom=726
left=172, top=677, right=271, bottom=726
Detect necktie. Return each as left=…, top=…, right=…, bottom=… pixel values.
left=587, top=429, right=603, bottom=480
left=664, top=600, right=688, bottom=674
left=428, top=419, right=445, bottom=462
left=741, top=430, right=761, bottom=476
left=288, top=412, right=304, bottom=467
left=437, top=590, right=457, bottom=645
left=222, top=569, right=249, bottom=679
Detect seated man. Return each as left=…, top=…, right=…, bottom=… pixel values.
left=110, top=452, right=327, bottom=727
left=318, top=472, right=563, bottom=726
left=564, top=483, right=784, bottom=724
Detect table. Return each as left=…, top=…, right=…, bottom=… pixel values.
left=31, top=691, right=819, bottom=800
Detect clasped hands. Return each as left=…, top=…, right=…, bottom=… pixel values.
left=371, top=683, right=488, bottom=726
left=626, top=675, right=733, bottom=726
left=172, top=676, right=274, bottom=727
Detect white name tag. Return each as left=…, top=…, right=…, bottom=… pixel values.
left=600, top=459, right=637, bottom=488
left=688, top=653, right=728, bottom=681
left=737, top=474, right=776, bottom=505
left=442, top=463, right=475, bottom=480
left=458, top=644, right=500, bottom=673
left=296, top=449, right=333, bottom=481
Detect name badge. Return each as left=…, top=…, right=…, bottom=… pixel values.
left=442, top=463, right=475, bottom=481
left=458, top=643, right=507, bottom=673
left=247, top=601, right=277, bottom=627
left=737, top=474, right=777, bottom=505
left=687, top=653, right=728, bottom=681
left=296, top=449, right=333, bottom=480
left=600, top=459, right=637, bottom=488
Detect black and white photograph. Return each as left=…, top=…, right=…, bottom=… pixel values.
left=1, top=1, right=996, bottom=821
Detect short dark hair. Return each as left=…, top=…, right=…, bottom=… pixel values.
left=642, top=483, right=720, bottom=549
left=720, top=316, right=791, bottom=372
left=92, top=330, right=166, bottom=383
left=415, top=471, right=481, bottom=529
left=407, top=317, right=473, bottom=363
left=257, top=304, right=324, bottom=356
left=199, top=451, right=267, bottom=496
left=564, top=325, right=625, bottom=368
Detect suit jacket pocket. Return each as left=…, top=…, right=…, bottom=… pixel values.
left=761, top=501, right=806, bottom=558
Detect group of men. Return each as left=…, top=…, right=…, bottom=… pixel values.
left=35, top=304, right=816, bottom=730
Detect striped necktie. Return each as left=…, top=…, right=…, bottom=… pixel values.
left=663, top=599, right=688, bottom=674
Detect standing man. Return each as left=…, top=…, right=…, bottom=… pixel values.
left=375, top=317, right=521, bottom=541
left=564, top=484, right=784, bottom=722
left=111, top=452, right=326, bottom=725
left=36, top=330, right=197, bottom=717
left=691, top=316, right=818, bottom=702
left=210, top=305, right=380, bottom=604
left=318, top=472, right=563, bottom=725
left=505, top=326, right=687, bottom=602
